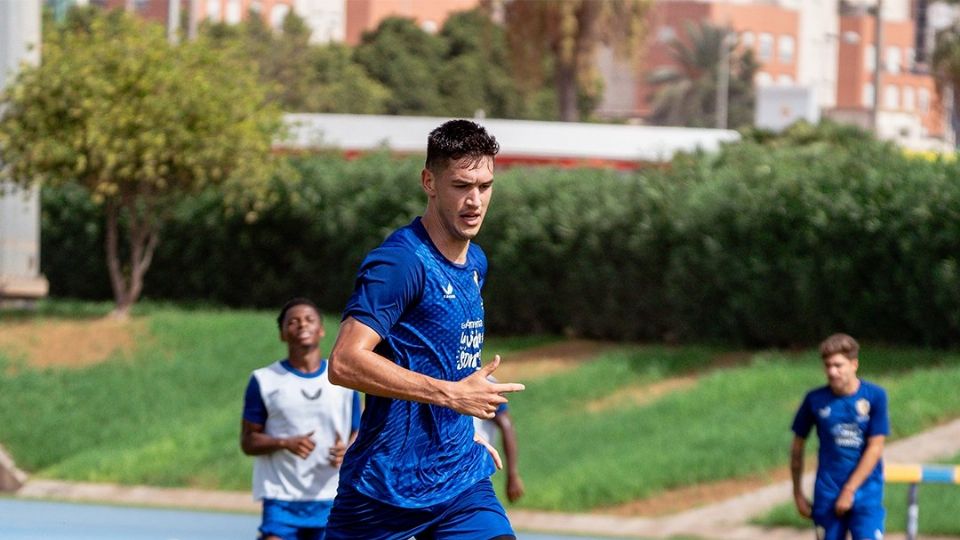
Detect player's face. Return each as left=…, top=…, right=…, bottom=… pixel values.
left=823, top=353, right=858, bottom=395
left=280, top=305, right=324, bottom=348
left=424, top=155, right=494, bottom=242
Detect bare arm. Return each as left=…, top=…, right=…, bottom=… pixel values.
left=240, top=419, right=315, bottom=459
left=328, top=317, right=524, bottom=419
left=835, top=435, right=885, bottom=515
left=493, top=410, right=525, bottom=502
left=790, top=435, right=812, bottom=518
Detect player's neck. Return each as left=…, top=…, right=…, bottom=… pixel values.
left=287, top=346, right=323, bottom=373
left=421, top=213, right=469, bottom=264
left=837, top=378, right=861, bottom=396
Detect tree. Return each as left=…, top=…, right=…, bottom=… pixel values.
left=0, top=8, right=282, bottom=317
left=205, top=12, right=389, bottom=114
left=353, top=17, right=446, bottom=115
left=503, top=0, right=651, bottom=121
left=647, top=21, right=758, bottom=129
left=932, top=22, right=960, bottom=136
left=436, top=8, right=526, bottom=118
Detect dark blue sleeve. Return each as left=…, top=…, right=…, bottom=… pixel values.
left=868, top=386, right=890, bottom=437
left=350, top=391, right=362, bottom=432
left=242, top=375, right=268, bottom=425
left=343, top=244, right=423, bottom=338
left=791, top=392, right=814, bottom=438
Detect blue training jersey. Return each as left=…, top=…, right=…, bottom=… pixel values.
left=791, top=380, right=890, bottom=512
left=339, top=217, right=494, bottom=508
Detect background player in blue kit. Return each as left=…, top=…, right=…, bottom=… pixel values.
left=790, top=333, right=890, bottom=540
left=241, top=298, right=361, bottom=540
left=326, top=119, right=525, bottom=540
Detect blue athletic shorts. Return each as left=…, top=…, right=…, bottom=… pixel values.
left=259, top=498, right=333, bottom=540
left=813, top=504, right=885, bottom=540
left=325, top=478, right=515, bottom=540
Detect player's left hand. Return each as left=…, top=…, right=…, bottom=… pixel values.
left=834, top=488, right=854, bottom=515
left=474, top=432, right=502, bottom=470
left=328, top=434, right=346, bottom=467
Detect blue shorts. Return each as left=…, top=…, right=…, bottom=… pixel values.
left=325, top=478, right=515, bottom=540
left=813, top=504, right=885, bottom=540
left=259, top=499, right=333, bottom=540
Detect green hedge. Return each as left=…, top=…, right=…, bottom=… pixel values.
left=39, top=124, right=960, bottom=345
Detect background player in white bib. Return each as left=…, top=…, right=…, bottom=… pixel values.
left=241, top=298, right=361, bottom=540
left=326, top=119, right=525, bottom=540
left=474, top=376, right=525, bottom=504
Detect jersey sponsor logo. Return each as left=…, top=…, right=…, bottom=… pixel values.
left=832, top=422, right=864, bottom=448
left=301, top=388, right=323, bottom=400
left=819, top=406, right=831, bottom=418
left=442, top=282, right=456, bottom=299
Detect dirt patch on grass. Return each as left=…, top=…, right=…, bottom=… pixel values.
left=0, top=318, right=146, bottom=369
left=585, top=376, right=698, bottom=412
left=494, top=340, right=616, bottom=382
left=600, top=467, right=794, bottom=516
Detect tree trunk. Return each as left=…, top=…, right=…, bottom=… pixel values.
left=557, top=62, right=580, bottom=122
left=104, top=199, right=160, bottom=319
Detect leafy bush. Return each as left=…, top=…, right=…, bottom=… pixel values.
left=40, top=123, right=960, bottom=345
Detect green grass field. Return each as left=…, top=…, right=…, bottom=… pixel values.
left=755, top=452, right=960, bottom=536
left=2, top=302, right=960, bottom=534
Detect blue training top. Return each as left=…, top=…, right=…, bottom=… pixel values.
left=791, top=379, right=890, bottom=512
left=339, top=217, right=494, bottom=508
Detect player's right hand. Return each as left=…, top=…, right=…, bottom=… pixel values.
left=451, top=355, right=524, bottom=419
left=794, top=493, right=812, bottom=519
left=284, top=430, right=316, bottom=459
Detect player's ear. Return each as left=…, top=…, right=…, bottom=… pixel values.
left=421, top=168, right=436, bottom=197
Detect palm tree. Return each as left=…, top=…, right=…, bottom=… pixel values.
left=647, top=21, right=758, bottom=128
left=932, top=22, right=960, bottom=140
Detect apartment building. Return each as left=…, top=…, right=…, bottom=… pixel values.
left=635, top=0, right=952, bottom=150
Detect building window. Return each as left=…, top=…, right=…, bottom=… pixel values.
left=206, top=0, right=221, bottom=22
left=758, top=33, right=774, bottom=62
left=903, top=86, right=915, bottom=111
left=886, top=46, right=901, bottom=74
left=865, top=45, right=875, bottom=72
left=884, top=85, right=899, bottom=109
left=741, top=31, right=754, bottom=49
left=756, top=72, right=773, bottom=86
left=421, top=20, right=438, bottom=34
left=225, top=0, right=241, bottom=24
left=862, top=83, right=875, bottom=108
left=778, top=35, right=795, bottom=64
left=778, top=74, right=794, bottom=85
left=919, top=88, right=930, bottom=113
left=906, top=48, right=915, bottom=70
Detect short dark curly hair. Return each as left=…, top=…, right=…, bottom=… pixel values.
left=425, top=119, right=499, bottom=174
left=277, top=297, right=321, bottom=330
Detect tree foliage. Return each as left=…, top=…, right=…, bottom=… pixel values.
left=204, top=12, right=389, bottom=114
left=503, top=0, right=651, bottom=121
left=353, top=17, right=447, bottom=115
left=0, top=7, right=283, bottom=316
left=648, top=21, right=758, bottom=128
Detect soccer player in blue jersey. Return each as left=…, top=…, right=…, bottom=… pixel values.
left=790, top=333, right=890, bottom=540
left=326, top=119, right=525, bottom=540
left=241, top=298, right=362, bottom=540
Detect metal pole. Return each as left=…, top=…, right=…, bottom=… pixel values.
left=716, top=31, right=730, bottom=130
left=872, top=0, right=884, bottom=134
left=167, top=0, right=180, bottom=44
left=906, top=483, right=919, bottom=540
left=187, top=0, right=198, bottom=41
